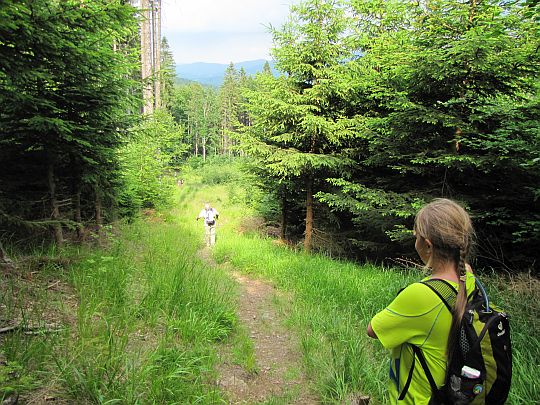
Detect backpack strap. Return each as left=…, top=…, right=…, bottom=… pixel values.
left=398, top=345, right=445, bottom=402
left=420, top=279, right=458, bottom=313
left=398, top=348, right=416, bottom=400
left=412, top=345, right=446, bottom=404
left=398, top=280, right=458, bottom=402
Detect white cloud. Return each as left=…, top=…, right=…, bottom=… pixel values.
left=166, top=32, right=274, bottom=64
left=161, top=0, right=297, bottom=33
left=160, top=0, right=300, bottom=64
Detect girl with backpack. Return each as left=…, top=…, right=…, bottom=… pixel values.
left=367, top=198, right=477, bottom=404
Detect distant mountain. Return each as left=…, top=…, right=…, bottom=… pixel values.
left=175, top=59, right=279, bottom=87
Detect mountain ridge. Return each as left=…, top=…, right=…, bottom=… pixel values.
left=175, top=59, right=278, bottom=86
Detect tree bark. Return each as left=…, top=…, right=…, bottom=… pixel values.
left=469, top=0, right=477, bottom=25
left=141, top=0, right=153, bottom=114
left=304, top=176, right=314, bottom=252
left=47, top=162, right=64, bottom=247
left=280, top=194, right=287, bottom=241
left=70, top=155, right=83, bottom=239
left=202, top=136, right=206, bottom=161
left=74, top=189, right=82, bottom=239
left=152, top=0, right=161, bottom=109
left=95, top=186, right=103, bottom=231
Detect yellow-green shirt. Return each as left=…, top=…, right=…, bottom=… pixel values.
left=371, top=273, right=476, bottom=404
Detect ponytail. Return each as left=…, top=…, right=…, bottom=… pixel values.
left=448, top=247, right=469, bottom=357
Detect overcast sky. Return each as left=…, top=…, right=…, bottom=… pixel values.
left=161, top=0, right=299, bottom=65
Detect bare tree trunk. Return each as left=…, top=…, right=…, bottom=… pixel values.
left=69, top=155, right=83, bottom=240
left=47, top=162, right=64, bottom=247
left=280, top=194, right=287, bottom=241
left=95, top=187, right=103, bottom=231
left=202, top=136, right=206, bottom=161
left=304, top=176, right=313, bottom=252
left=152, top=0, right=161, bottom=109
left=74, top=189, right=82, bottom=239
left=220, top=124, right=225, bottom=155
left=141, top=0, right=153, bottom=114
left=469, top=0, right=477, bottom=25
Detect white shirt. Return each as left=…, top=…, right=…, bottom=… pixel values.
left=199, top=208, right=219, bottom=224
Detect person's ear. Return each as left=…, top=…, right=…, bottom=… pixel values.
left=425, top=238, right=433, bottom=251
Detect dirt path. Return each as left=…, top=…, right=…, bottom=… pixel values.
left=198, top=247, right=319, bottom=404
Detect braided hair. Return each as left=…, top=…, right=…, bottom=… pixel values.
left=414, top=198, right=475, bottom=357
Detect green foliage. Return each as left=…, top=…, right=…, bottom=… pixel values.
left=241, top=0, right=362, bottom=249
left=336, top=0, right=540, bottom=268
left=0, top=0, right=140, bottom=240
left=170, top=64, right=256, bottom=160
left=241, top=0, right=540, bottom=269
left=160, top=37, right=177, bottom=110
left=118, top=111, right=186, bottom=214
left=171, top=83, right=221, bottom=158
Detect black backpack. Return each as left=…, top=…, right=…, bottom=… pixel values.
left=399, top=278, right=512, bottom=404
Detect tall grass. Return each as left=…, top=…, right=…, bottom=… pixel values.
left=1, top=195, right=237, bottom=403
left=57, top=218, right=237, bottom=403
left=3, top=160, right=537, bottom=404
left=1, top=254, right=69, bottom=400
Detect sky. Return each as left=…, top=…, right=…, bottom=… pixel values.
left=161, top=0, right=299, bottom=65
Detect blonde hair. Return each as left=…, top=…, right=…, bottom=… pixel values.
left=414, top=198, right=475, bottom=356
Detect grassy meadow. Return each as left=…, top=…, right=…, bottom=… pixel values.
left=1, top=158, right=539, bottom=404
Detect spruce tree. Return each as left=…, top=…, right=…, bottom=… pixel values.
left=0, top=0, right=139, bottom=245
left=220, top=63, right=240, bottom=156
left=160, top=37, right=176, bottom=110
left=243, top=0, right=357, bottom=251
left=320, top=0, right=540, bottom=268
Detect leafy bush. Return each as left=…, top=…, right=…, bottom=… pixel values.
left=118, top=111, right=186, bottom=215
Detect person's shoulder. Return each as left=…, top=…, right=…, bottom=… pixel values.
left=389, top=282, right=442, bottom=315
left=399, top=281, right=434, bottom=295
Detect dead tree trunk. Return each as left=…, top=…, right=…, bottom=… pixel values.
left=304, top=176, right=314, bottom=252
left=152, top=0, right=161, bottom=109
left=47, top=162, right=64, bottom=247
left=141, top=0, right=153, bottom=114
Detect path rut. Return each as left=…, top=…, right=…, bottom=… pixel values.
left=198, top=247, right=318, bottom=404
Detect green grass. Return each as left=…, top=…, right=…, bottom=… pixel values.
left=212, top=230, right=414, bottom=404
left=1, top=255, right=70, bottom=401
left=230, top=325, right=258, bottom=375
left=3, top=161, right=538, bottom=404
left=1, top=195, right=238, bottom=403
left=182, top=168, right=539, bottom=404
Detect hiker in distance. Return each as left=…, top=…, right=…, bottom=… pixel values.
left=196, top=203, right=219, bottom=247
left=367, top=199, right=478, bottom=404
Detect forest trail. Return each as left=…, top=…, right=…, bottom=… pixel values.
left=197, top=247, right=319, bottom=404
